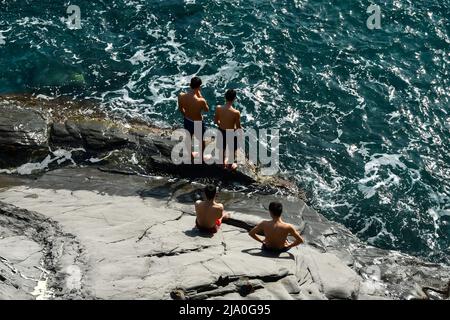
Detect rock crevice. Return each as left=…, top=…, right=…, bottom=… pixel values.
left=0, top=202, right=89, bottom=299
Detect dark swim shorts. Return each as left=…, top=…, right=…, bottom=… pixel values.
left=219, top=128, right=238, bottom=152
left=261, top=244, right=290, bottom=254
left=184, top=117, right=206, bottom=137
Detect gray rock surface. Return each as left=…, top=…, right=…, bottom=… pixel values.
left=0, top=168, right=448, bottom=300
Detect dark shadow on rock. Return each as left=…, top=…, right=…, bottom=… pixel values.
left=148, top=158, right=257, bottom=186
left=241, top=248, right=295, bottom=260
left=138, top=182, right=175, bottom=199
left=222, top=218, right=253, bottom=231
left=174, top=188, right=203, bottom=204
left=184, top=228, right=215, bottom=239
left=138, top=180, right=191, bottom=199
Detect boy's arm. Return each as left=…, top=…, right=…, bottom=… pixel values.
left=202, top=99, right=209, bottom=112
left=214, top=107, right=220, bottom=125
left=286, top=225, right=304, bottom=248
left=194, top=200, right=201, bottom=215
left=178, top=94, right=185, bottom=116
left=220, top=204, right=230, bottom=220
left=235, top=111, right=242, bottom=129
left=216, top=204, right=228, bottom=220
left=248, top=222, right=264, bottom=244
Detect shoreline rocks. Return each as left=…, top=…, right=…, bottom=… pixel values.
left=0, top=95, right=449, bottom=300
left=0, top=94, right=297, bottom=194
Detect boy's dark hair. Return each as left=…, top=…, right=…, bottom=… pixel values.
left=204, top=184, right=217, bottom=200
left=225, top=89, right=237, bottom=102
left=269, top=202, right=283, bottom=217
left=190, top=77, right=202, bottom=89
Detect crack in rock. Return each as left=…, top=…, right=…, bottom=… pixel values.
left=140, top=244, right=216, bottom=258
left=0, top=202, right=90, bottom=299
left=177, top=273, right=291, bottom=300
left=136, top=211, right=188, bottom=242
left=422, top=281, right=450, bottom=299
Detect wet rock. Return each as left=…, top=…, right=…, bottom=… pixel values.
left=51, top=120, right=130, bottom=151
left=51, top=122, right=81, bottom=147
left=76, top=121, right=130, bottom=150
left=0, top=103, right=49, bottom=167
left=0, top=99, right=260, bottom=186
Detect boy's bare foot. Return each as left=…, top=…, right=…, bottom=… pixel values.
left=225, top=163, right=238, bottom=171
left=223, top=157, right=229, bottom=169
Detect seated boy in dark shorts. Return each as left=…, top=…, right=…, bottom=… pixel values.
left=195, top=184, right=229, bottom=234
left=248, top=202, right=304, bottom=253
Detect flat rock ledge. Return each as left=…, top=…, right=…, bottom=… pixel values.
left=0, top=168, right=448, bottom=300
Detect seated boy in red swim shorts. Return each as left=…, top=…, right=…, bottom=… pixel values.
left=195, top=185, right=229, bottom=234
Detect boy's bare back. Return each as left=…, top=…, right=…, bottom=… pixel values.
left=178, top=92, right=208, bottom=121
left=260, top=220, right=297, bottom=249
left=215, top=105, right=241, bottom=130
left=195, top=200, right=224, bottom=228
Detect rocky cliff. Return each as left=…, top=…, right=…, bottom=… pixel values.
left=0, top=95, right=448, bottom=300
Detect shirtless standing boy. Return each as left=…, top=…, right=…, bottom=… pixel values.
left=178, top=77, right=209, bottom=158
left=214, top=89, right=241, bottom=170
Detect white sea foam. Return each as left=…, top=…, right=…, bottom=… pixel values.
left=358, top=154, right=406, bottom=199
left=127, top=49, right=150, bottom=65
left=31, top=278, right=54, bottom=300
left=34, top=94, right=54, bottom=101
left=0, top=148, right=85, bottom=175
left=30, top=265, right=54, bottom=300
left=88, top=150, right=116, bottom=163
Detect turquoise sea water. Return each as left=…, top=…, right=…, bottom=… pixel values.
left=0, top=0, right=449, bottom=263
